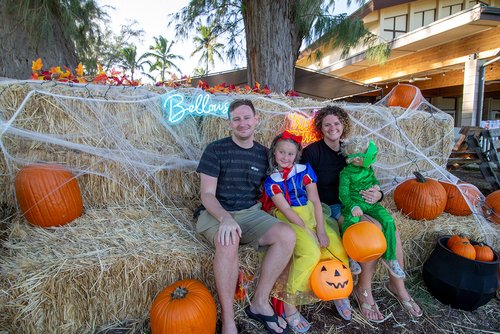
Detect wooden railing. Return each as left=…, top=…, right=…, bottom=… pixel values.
left=448, top=126, right=500, bottom=191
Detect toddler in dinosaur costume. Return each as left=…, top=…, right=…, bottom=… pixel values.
left=339, top=136, right=405, bottom=279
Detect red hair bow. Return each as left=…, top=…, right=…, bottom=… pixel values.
left=281, top=131, right=302, bottom=144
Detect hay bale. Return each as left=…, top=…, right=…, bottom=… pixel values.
left=1, top=80, right=483, bottom=333
left=0, top=205, right=214, bottom=333
left=1, top=197, right=498, bottom=333
left=0, top=81, right=453, bottom=210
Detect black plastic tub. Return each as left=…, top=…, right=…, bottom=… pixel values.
left=422, top=235, right=499, bottom=311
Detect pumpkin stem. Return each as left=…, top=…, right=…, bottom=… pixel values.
left=413, top=171, right=426, bottom=183
left=170, top=287, right=188, bottom=299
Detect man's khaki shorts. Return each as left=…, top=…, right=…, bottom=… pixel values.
left=196, top=203, right=281, bottom=248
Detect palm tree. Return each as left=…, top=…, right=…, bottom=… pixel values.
left=174, top=0, right=389, bottom=92
left=191, top=25, right=224, bottom=75
left=118, top=46, right=149, bottom=81
left=144, top=35, right=184, bottom=82
left=193, top=67, right=207, bottom=77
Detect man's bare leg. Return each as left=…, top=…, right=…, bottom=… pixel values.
left=248, top=222, right=296, bottom=333
left=214, top=236, right=240, bottom=334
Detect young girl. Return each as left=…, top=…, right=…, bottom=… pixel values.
left=264, top=131, right=353, bottom=332
left=339, top=136, right=405, bottom=279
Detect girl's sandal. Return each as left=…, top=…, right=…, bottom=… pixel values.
left=384, top=282, right=423, bottom=318
left=353, top=288, right=385, bottom=323
left=283, top=311, right=311, bottom=333
left=333, top=298, right=352, bottom=320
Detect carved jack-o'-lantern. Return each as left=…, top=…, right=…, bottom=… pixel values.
left=310, top=259, right=353, bottom=301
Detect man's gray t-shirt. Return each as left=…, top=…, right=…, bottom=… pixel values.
left=196, top=136, right=269, bottom=212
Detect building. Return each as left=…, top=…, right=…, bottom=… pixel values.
left=297, top=0, right=500, bottom=126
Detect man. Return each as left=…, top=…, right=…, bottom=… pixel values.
left=196, top=99, right=295, bottom=334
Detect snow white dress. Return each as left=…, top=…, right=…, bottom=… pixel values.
left=264, top=163, right=349, bottom=305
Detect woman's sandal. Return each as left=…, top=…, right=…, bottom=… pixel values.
left=384, top=282, right=423, bottom=318
left=353, top=288, right=385, bottom=323
left=283, top=311, right=311, bottom=333
left=333, top=298, right=352, bottom=320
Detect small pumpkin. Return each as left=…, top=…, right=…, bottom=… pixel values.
left=451, top=241, right=476, bottom=260
left=150, top=279, right=216, bottom=334
left=394, top=172, right=447, bottom=220
left=446, top=234, right=469, bottom=249
left=310, top=259, right=353, bottom=301
left=386, top=84, right=422, bottom=108
left=15, top=164, right=83, bottom=227
left=484, top=190, right=500, bottom=224
left=342, top=221, right=387, bottom=262
left=473, top=243, right=495, bottom=262
left=439, top=181, right=481, bottom=216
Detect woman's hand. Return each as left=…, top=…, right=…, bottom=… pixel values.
left=360, top=186, right=383, bottom=204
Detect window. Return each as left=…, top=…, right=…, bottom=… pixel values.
left=414, top=9, right=435, bottom=28
left=383, top=14, right=407, bottom=39
left=469, top=1, right=490, bottom=7
left=442, top=3, right=463, bottom=16
left=439, top=97, right=458, bottom=125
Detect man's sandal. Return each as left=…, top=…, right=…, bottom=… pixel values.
left=384, top=282, right=423, bottom=318
left=245, top=305, right=290, bottom=334
left=353, top=288, right=385, bottom=323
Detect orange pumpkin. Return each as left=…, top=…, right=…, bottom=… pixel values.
left=394, top=172, right=447, bottom=220
left=440, top=181, right=481, bottom=216
left=342, top=221, right=387, bottom=262
left=14, top=164, right=83, bottom=227
left=474, top=243, right=495, bottom=262
left=310, top=259, right=353, bottom=301
left=451, top=241, right=476, bottom=260
left=446, top=234, right=469, bottom=249
left=484, top=190, right=500, bottom=224
left=386, top=84, right=422, bottom=108
left=150, top=279, right=216, bottom=334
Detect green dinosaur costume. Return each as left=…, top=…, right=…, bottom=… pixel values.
left=339, top=164, right=397, bottom=260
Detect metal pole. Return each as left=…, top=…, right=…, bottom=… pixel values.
left=476, top=55, right=500, bottom=127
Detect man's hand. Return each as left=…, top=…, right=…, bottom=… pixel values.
left=217, top=216, right=242, bottom=246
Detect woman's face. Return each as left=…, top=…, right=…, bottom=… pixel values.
left=321, top=114, right=344, bottom=143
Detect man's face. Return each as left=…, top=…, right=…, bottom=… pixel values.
left=228, top=105, right=258, bottom=141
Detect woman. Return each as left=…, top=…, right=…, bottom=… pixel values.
left=301, top=105, right=423, bottom=322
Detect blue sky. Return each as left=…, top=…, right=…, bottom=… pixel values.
left=97, top=0, right=359, bottom=77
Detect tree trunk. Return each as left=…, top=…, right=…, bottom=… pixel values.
left=0, top=1, right=78, bottom=80
left=243, top=0, right=304, bottom=93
